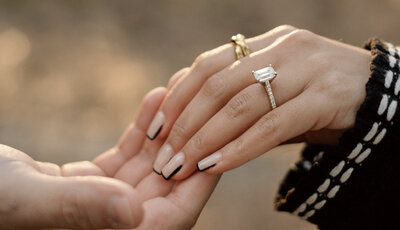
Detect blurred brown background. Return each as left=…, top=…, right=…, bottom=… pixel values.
left=0, top=0, right=399, bottom=229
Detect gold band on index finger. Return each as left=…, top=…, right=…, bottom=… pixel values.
left=231, top=34, right=251, bottom=60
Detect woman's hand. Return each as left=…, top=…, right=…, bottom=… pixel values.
left=62, top=86, right=220, bottom=230
left=147, top=25, right=371, bottom=180
left=0, top=85, right=220, bottom=229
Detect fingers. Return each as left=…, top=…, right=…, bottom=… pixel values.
left=134, top=173, right=174, bottom=201
left=167, top=173, right=221, bottom=223
left=146, top=25, right=298, bottom=141
left=13, top=173, right=144, bottom=229
left=134, top=173, right=220, bottom=230
left=113, top=152, right=154, bottom=187
left=36, top=161, right=61, bottom=176
left=93, top=87, right=167, bottom=176
left=167, top=67, right=190, bottom=90
left=162, top=84, right=271, bottom=179
left=154, top=33, right=308, bottom=179
left=61, top=161, right=106, bottom=177
left=199, top=91, right=322, bottom=173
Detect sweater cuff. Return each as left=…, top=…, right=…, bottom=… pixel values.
left=274, top=38, right=400, bottom=229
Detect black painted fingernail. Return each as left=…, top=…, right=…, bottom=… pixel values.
left=146, top=125, right=162, bottom=140
left=197, top=163, right=216, bottom=172
left=160, top=152, right=185, bottom=180
left=197, top=152, right=221, bottom=171
left=161, top=165, right=182, bottom=181
left=146, top=111, right=165, bottom=140
left=153, top=167, right=161, bottom=175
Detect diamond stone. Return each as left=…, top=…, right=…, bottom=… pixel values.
left=252, top=65, right=277, bottom=83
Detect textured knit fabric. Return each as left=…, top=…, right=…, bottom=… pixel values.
left=275, top=38, right=400, bottom=229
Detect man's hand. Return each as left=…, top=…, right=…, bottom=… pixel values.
left=0, top=144, right=144, bottom=229
left=62, top=85, right=221, bottom=229
left=0, top=84, right=220, bottom=229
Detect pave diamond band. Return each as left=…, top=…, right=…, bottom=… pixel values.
left=252, top=65, right=278, bottom=109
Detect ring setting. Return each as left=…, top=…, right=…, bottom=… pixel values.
left=252, top=65, right=278, bottom=109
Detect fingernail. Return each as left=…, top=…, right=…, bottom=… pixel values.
left=197, top=152, right=222, bottom=172
left=153, top=144, right=174, bottom=174
left=146, top=111, right=165, bottom=140
left=161, top=152, right=185, bottom=180
left=108, top=196, right=135, bottom=228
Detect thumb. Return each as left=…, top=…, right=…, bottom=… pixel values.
left=17, top=174, right=144, bottom=229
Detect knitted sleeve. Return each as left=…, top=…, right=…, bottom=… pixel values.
left=274, top=38, right=400, bottom=229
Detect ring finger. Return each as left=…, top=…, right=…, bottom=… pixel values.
left=156, top=36, right=312, bottom=180
left=159, top=56, right=306, bottom=179
left=146, top=25, right=298, bottom=141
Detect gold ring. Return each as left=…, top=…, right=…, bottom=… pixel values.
left=231, top=34, right=251, bottom=60
left=252, top=64, right=278, bottom=109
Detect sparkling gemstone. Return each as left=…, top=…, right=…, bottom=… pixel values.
left=252, top=65, right=277, bottom=83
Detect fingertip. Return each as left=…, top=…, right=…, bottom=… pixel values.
left=141, top=87, right=167, bottom=109
left=168, top=165, right=197, bottom=181
left=136, top=86, right=167, bottom=133
left=167, top=67, right=190, bottom=90
left=196, top=162, right=225, bottom=174
left=200, top=158, right=230, bottom=175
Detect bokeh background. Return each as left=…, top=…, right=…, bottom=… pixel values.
left=1, top=0, right=399, bottom=229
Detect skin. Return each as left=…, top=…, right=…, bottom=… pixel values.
left=0, top=86, right=220, bottom=229
left=152, top=25, right=372, bottom=180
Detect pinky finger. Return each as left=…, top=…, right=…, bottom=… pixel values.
left=198, top=92, right=322, bottom=174
left=94, top=87, right=167, bottom=176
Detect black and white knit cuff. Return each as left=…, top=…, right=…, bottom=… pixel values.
left=274, top=38, right=400, bottom=229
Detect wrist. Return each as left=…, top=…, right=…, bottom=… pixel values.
left=275, top=38, right=400, bottom=229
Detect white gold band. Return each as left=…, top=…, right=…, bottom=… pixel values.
left=264, top=80, right=277, bottom=109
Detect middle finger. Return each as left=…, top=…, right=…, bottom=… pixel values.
left=155, top=34, right=307, bottom=179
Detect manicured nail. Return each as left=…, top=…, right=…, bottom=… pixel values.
left=153, top=144, right=174, bottom=174
left=161, top=152, right=185, bottom=180
left=108, top=196, right=135, bottom=228
left=197, top=152, right=222, bottom=172
left=146, top=111, right=165, bottom=140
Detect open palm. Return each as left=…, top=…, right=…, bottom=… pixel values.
left=62, top=87, right=220, bottom=229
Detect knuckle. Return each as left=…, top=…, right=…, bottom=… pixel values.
left=200, top=74, right=225, bottom=98
left=193, top=51, right=211, bottom=72
left=187, top=132, right=206, bottom=153
left=284, top=29, right=315, bottom=46
left=232, top=138, right=250, bottom=163
left=274, top=24, right=297, bottom=33
left=256, top=112, right=280, bottom=140
left=61, top=191, right=94, bottom=229
left=169, top=121, right=189, bottom=147
left=225, top=91, right=252, bottom=118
